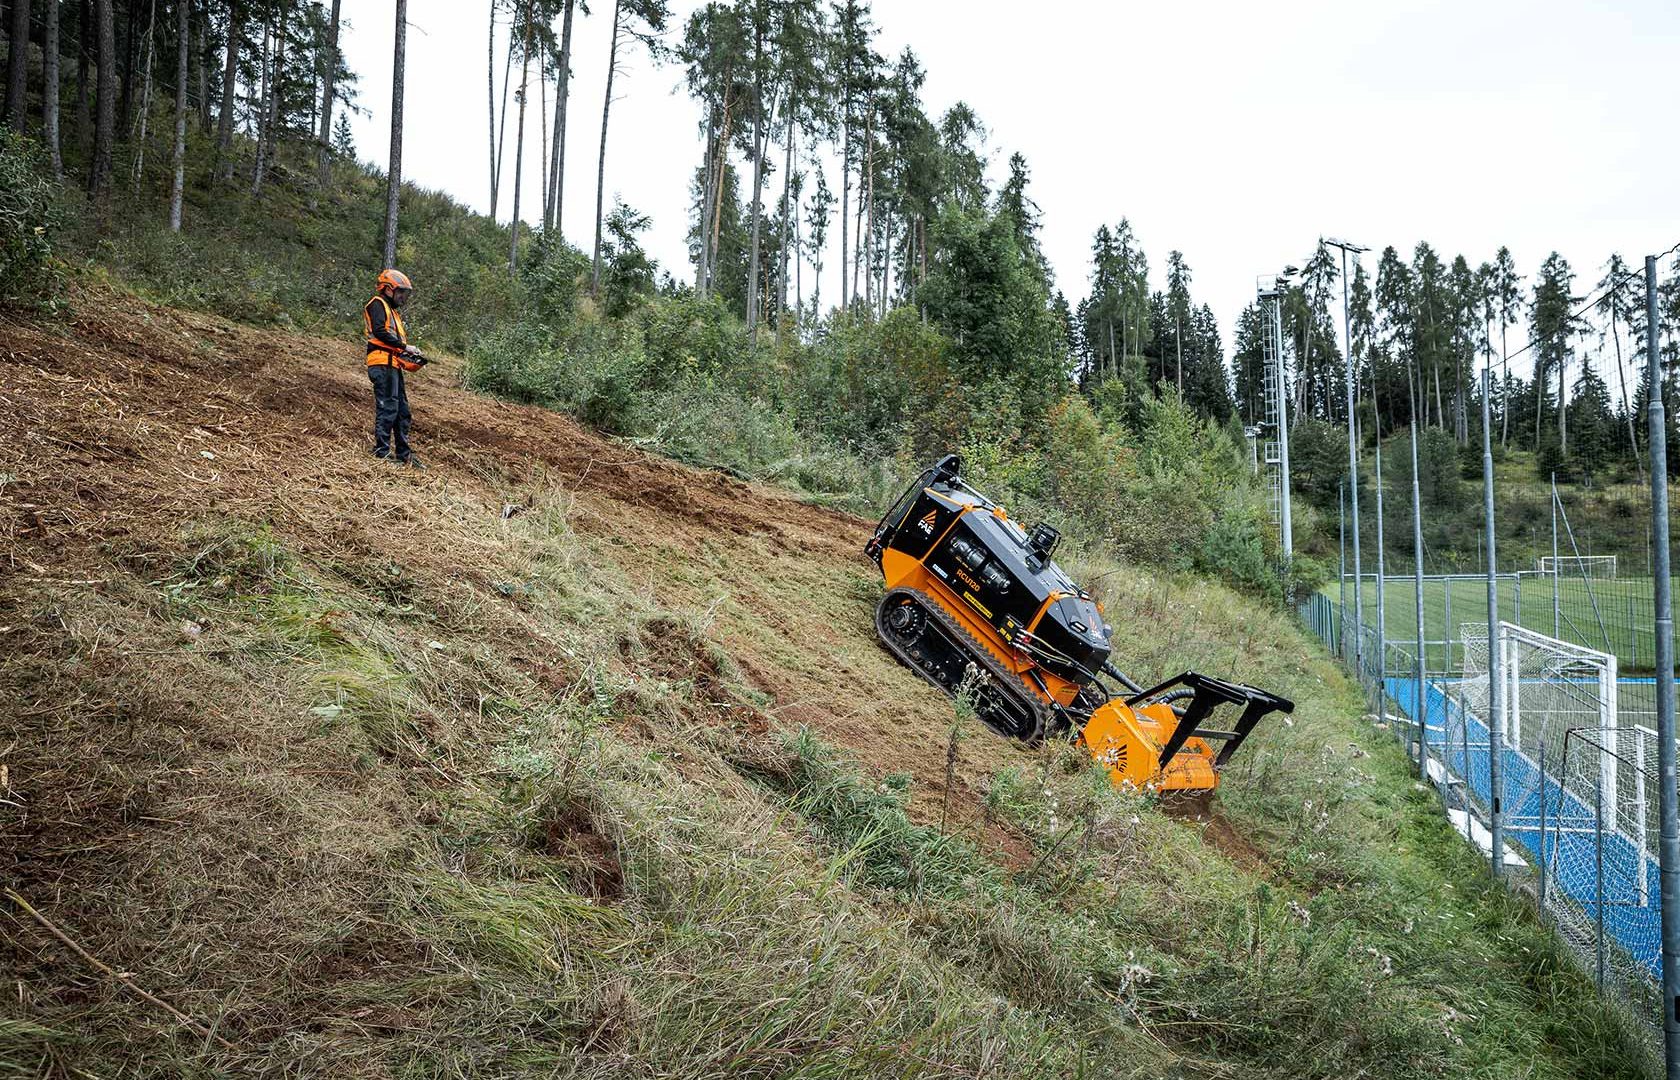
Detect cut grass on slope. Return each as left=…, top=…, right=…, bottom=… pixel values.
left=0, top=290, right=1656, bottom=1078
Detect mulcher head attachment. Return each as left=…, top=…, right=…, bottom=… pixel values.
left=1080, top=672, right=1294, bottom=793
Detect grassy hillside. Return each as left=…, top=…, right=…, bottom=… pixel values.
left=0, top=284, right=1653, bottom=1077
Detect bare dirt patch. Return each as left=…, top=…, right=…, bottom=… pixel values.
left=1160, top=791, right=1273, bottom=878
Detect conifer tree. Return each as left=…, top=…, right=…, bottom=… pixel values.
left=1489, top=246, right=1522, bottom=446
left=382, top=0, right=407, bottom=267
left=44, top=0, right=63, bottom=175
left=1530, top=252, right=1580, bottom=455
left=169, top=0, right=190, bottom=230
left=5, top=0, right=30, bottom=133
left=90, top=0, right=117, bottom=204
left=591, top=0, right=669, bottom=295
left=1596, top=254, right=1644, bottom=478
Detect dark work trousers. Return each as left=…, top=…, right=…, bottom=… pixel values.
left=368, top=364, right=413, bottom=461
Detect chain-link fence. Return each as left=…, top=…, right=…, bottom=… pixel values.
left=1303, top=597, right=1669, bottom=1050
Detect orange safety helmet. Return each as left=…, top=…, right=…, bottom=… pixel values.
left=376, top=268, right=414, bottom=300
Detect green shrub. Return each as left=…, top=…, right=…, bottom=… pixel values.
left=0, top=133, right=61, bottom=308
left=1196, top=494, right=1279, bottom=599
left=463, top=323, right=560, bottom=405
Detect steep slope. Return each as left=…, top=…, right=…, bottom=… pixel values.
left=0, top=285, right=1020, bottom=814
left=0, top=288, right=1650, bottom=1078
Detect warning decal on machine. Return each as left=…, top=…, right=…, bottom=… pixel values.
left=962, top=591, right=993, bottom=619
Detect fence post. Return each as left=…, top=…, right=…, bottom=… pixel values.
left=1376, top=440, right=1388, bottom=717
left=1512, top=634, right=1525, bottom=752
left=1644, top=253, right=1680, bottom=1078
left=1482, top=367, right=1505, bottom=879
left=1463, top=683, right=1472, bottom=795
left=1640, top=732, right=1651, bottom=908
left=1412, top=419, right=1427, bottom=773
left=1347, top=345, right=1365, bottom=691
left=1552, top=478, right=1562, bottom=641
left=1539, top=740, right=1549, bottom=910
left=1597, top=747, right=1608, bottom=991
left=1339, top=483, right=1348, bottom=660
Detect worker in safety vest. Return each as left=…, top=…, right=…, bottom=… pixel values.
left=364, top=268, right=428, bottom=466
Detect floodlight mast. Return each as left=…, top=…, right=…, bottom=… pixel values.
left=1323, top=238, right=1369, bottom=688
left=1258, top=268, right=1297, bottom=560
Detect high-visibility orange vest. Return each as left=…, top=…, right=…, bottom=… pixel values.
left=365, top=295, right=420, bottom=370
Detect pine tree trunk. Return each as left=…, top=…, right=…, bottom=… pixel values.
left=839, top=110, right=849, bottom=309
left=43, top=0, right=62, bottom=175
left=1558, top=351, right=1567, bottom=456
left=778, top=110, right=793, bottom=324
left=264, top=4, right=286, bottom=176
left=382, top=0, right=406, bottom=268
left=89, top=0, right=114, bottom=204
left=862, top=107, right=873, bottom=310
left=1611, top=313, right=1644, bottom=482
left=879, top=213, right=890, bottom=320
left=1500, top=323, right=1510, bottom=448
left=919, top=215, right=926, bottom=284
left=131, top=0, right=157, bottom=192
left=706, top=93, right=733, bottom=296
left=492, top=19, right=515, bottom=218
left=214, top=0, right=238, bottom=180
left=1452, top=340, right=1463, bottom=443
left=793, top=183, right=801, bottom=321
left=195, top=0, right=210, bottom=132
left=548, top=0, right=574, bottom=234
left=536, top=31, right=548, bottom=230
left=486, top=0, right=497, bottom=214
left=1431, top=358, right=1444, bottom=431
left=168, top=0, right=188, bottom=229
left=1175, top=319, right=1183, bottom=392
left=508, top=0, right=531, bottom=272
left=1534, top=361, right=1544, bottom=452
left=76, top=0, right=92, bottom=150
left=811, top=240, right=821, bottom=317
left=744, top=67, right=764, bottom=329
left=315, top=0, right=341, bottom=191
left=118, top=0, right=137, bottom=130
left=249, top=18, right=269, bottom=192
left=589, top=0, right=620, bottom=296
left=696, top=113, right=714, bottom=295
left=6, top=0, right=31, bottom=134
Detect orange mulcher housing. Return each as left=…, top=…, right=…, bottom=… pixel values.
left=867, top=455, right=1292, bottom=793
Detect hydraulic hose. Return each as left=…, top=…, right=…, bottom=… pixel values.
left=1101, top=662, right=1144, bottom=694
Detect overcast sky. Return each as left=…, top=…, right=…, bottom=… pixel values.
left=339, top=0, right=1680, bottom=385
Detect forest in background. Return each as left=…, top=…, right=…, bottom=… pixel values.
left=4, top=0, right=1680, bottom=590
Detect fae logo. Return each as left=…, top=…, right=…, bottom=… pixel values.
left=917, top=510, right=938, bottom=536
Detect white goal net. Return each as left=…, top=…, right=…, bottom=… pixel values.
left=1456, top=621, right=1660, bottom=1036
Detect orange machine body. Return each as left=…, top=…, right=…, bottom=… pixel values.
left=877, top=498, right=1085, bottom=710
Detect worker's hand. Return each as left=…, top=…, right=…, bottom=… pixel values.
left=406, top=347, right=429, bottom=367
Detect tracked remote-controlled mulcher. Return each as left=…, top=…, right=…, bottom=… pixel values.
left=866, top=454, right=1293, bottom=793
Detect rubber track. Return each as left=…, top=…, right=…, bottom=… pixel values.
left=875, top=586, right=1051, bottom=745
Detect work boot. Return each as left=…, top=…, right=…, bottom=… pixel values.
left=400, top=455, right=427, bottom=470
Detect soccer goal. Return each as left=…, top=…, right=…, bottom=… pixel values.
left=1457, top=621, right=1662, bottom=994
left=1537, top=555, right=1617, bottom=579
